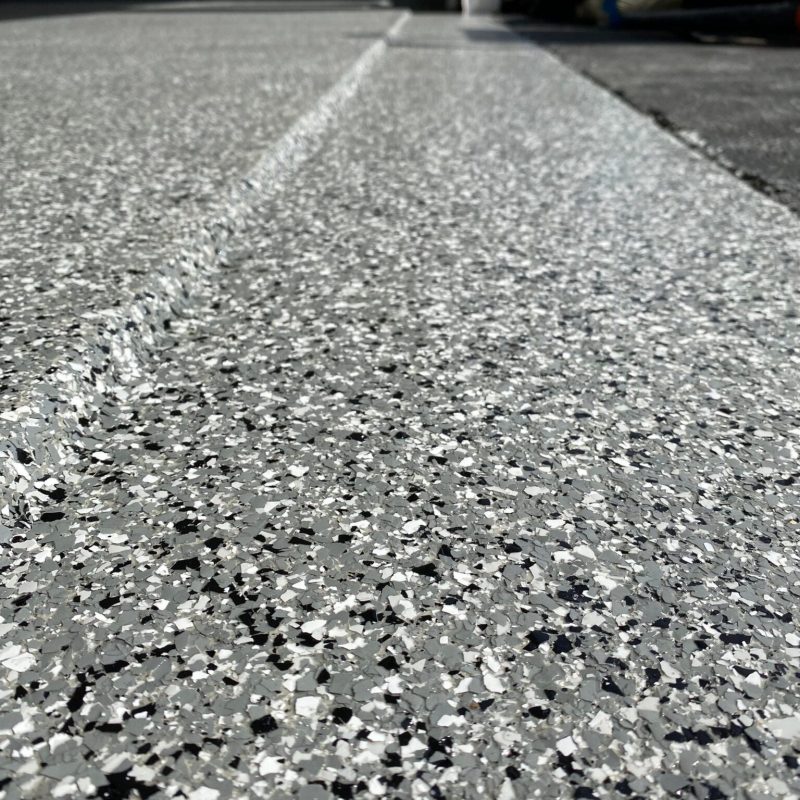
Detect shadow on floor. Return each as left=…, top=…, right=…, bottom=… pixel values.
left=508, top=18, right=799, bottom=48
left=0, top=1, right=133, bottom=20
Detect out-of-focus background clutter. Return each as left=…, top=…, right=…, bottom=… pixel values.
left=2, top=0, right=798, bottom=38
left=465, top=0, right=800, bottom=39
left=532, top=0, right=799, bottom=37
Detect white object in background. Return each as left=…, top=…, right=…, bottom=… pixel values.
left=462, top=0, right=500, bottom=14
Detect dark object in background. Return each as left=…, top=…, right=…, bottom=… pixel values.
left=517, top=0, right=800, bottom=39
left=612, top=1, right=800, bottom=38
left=0, top=1, right=134, bottom=20
left=502, top=0, right=583, bottom=18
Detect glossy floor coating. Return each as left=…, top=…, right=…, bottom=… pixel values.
left=2, top=7, right=800, bottom=800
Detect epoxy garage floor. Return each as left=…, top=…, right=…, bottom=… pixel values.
left=1, top=5, right=800, bottom=800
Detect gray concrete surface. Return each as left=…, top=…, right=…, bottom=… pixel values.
left=508, top=20, right=800, bottom=215
left=3, top=7, right=800, bottom=800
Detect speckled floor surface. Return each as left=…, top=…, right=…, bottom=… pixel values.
left=0, top=5, right=397, bottom=491
left=3, top=9, right=800, bottom=800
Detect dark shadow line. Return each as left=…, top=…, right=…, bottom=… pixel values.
left=506, top=15, right=799, bottom=48
left=0, top=1, right=136, bottom=21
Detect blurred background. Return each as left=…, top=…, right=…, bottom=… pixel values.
left=3, top=0, right=800, bottom=36
left=515, top=0, right=800, bottom=38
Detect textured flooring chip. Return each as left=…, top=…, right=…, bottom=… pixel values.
left=2, top=11, right=800, bottom=800
left=0, top=6, right=402, bottom=522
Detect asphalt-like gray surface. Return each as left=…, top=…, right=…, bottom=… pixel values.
left=508, top=20, right=800, bottom=215
left=3, top=7, right=800, bottom=800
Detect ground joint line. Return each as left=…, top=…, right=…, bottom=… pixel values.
left=0, top=10, right=411, bottom=527
left=238, top=10, right=410, bottom=209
